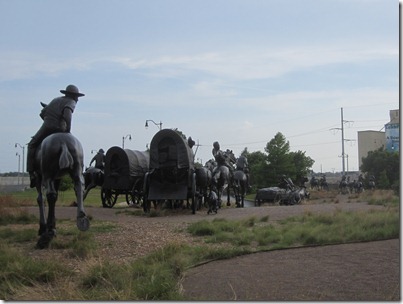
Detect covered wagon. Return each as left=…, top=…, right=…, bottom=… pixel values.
left=101, top=146, right=149, bottom=208
left=143, top=129, right=197, bottom=213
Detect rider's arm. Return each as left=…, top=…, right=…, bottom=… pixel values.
left=62, top=108, right=73, bottom=132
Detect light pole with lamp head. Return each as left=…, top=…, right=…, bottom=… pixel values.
left=145, top=120, right=162, bottom=130
left=15, top=152, right=20, bottom=184
left=15, top=143, right=25, bottom=173
left=122, top=134, right=132, bottom=149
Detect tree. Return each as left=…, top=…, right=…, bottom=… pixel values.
left=265, top=132, right=294, bottom=186
left=360, top=147, right=399, bottom=190
left=232, top=133, right=315, bottom=190
left=377, top=170, right=390, bottom=189
left=289, top=150, right=315, bottom=185
left=241, top=148, right=268, bottom=189
left=58, top=175, right=74, bottom=191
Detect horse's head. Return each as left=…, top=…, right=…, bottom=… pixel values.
left=225, top=149, right=237, bottom=165
left=204, top=159, right=216, bottom=172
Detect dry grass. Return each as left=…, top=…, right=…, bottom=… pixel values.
left=0, top=195, right=34, bottom=207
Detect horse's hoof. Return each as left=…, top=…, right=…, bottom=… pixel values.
left=36, top=240, right=48, bottom=249
left=77, top=216, right=90, bottom=231
left=36, top=232, right=53, bottom=249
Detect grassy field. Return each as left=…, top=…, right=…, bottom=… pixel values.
left=0, top=188, right=399, bottom=300
left=3, top=187, right=111, bottom=208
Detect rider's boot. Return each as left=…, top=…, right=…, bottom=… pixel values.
left=29, top=171, right=36, bottom=188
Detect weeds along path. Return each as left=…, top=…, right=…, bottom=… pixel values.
left=20, top=200, right=387, bottom=265
left=13, top=196, right=398, bottom=300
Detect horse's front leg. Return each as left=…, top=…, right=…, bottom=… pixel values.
left=226, top=186, right=231, bottom=206
left=83, top=177, right=97, bottom=200
left=216, top=187, right=222, bottom=208
left=73, top=173, right=90, bottom=231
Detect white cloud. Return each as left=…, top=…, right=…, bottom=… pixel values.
left=111, top=43, right=397, bottom=80
left=0, top=41, right=397, bottom=83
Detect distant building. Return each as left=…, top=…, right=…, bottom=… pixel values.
left=357, top=130, right=385, bottom=169
left=357, top=109, right=399, bottom=170
left=385, top=109, right=399, bottom=152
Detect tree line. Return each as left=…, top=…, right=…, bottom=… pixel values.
left=360, top=147, right=400, bottom=193
left=240, top=132, right=314, bottom=190
left=237, top=132, right=399, bottom=193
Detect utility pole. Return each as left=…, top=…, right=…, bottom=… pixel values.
left=341, top=107, right=345, bottom=174
left=330, top=107, right=355, bottom=175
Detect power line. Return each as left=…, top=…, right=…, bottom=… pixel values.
left=290, top=141, right=339, bottom=148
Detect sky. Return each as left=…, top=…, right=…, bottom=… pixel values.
left=0, top=0, right=399, bottom=174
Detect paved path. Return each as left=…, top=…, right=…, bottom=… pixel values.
left=181, top=239, right=400, bottom=301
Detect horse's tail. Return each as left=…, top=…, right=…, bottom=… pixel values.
left=59, top=142, right=74, bottom=170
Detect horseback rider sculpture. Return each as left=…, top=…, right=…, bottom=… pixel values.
left=279, top=174, right=295, bottom=191
left=211, top=141, right=234, bottom=178
left=89, top=149, right=105, bottom=171
left=27, top=84, right=85, bottom=188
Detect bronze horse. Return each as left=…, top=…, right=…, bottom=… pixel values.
left=33, top=133, right=90, bottom=249
left=83, top=166, right=104, bottom=200
left=211, top=150, right=236, bottom=207
left=232, top=169, right=247, bottom=207
left=195, top=166, right=212, bottom=210
left=212, top=165, right=231, bottom=207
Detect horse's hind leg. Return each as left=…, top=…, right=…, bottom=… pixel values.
left=36, top=180, right=57, bottom=249
left=46, top=191, right=57, bottom=238
left=72, top=172, right=90, bottom=231
left=36, top=186, right=47, bottom=236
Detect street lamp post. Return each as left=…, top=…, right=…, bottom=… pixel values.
left=122, top=134, right=132, bottom=149
left=15, top=143, right=25, bottom=173
left=16, top=152, right=20, bottom=184
left=145, top=119, right=162, bottom=130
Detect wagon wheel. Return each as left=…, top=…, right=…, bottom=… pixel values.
left=191, top=172, right=197, bottom=214
left=126, top=179, right=143, bottom=207
left=101, top=188, right=118, bottom=208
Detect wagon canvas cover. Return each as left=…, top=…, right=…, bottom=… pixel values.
left=149, top=129, right=194, bottom=170
left=103, top=146, right=149, bottom=190
left=147, top=129, right=195, bottom=200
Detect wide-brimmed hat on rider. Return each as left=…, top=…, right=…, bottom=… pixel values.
left=60, top=84, right=85, bottom=97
